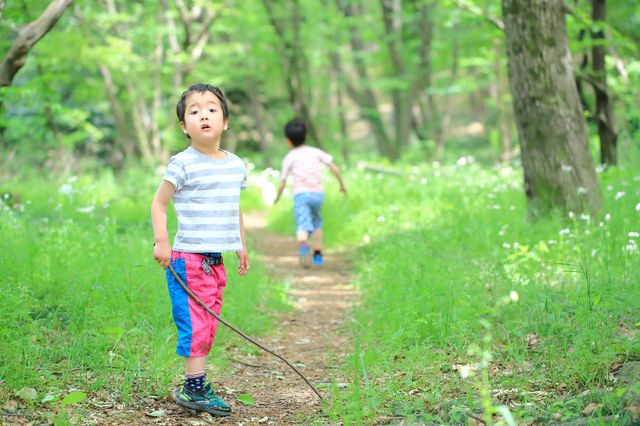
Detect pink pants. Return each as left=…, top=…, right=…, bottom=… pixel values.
left=166, top=251, right=227, bottom=357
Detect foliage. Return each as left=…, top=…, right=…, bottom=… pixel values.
left=265, top=150, right=640, bottom=423
left=0, top=169, right=288, bottom=419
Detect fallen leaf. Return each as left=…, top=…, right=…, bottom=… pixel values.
left=582, top=402, right=603, bottom=416
left=237, top=394, right=256, bottom=405
left=146, top=409, right=166, bottom=417
left=625, top=404, right=640, bottom=419
left=60, top=390, right=87, bottom=407
left=3, top=399, right=19, bottom=411
left=15, top=387, right=37, bottom=402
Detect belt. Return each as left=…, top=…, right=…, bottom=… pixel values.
left=201, top=252, right=223, bottom=274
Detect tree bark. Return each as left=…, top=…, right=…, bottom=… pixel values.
left=335, top=0, right=394, bottom=159
left=591, top=0, right=617, bottom=166
left=262, top=0, right=321, bottom=147
left=0, top=0, right=72, bottom=87
left=502, top=0, right=601, bottom=216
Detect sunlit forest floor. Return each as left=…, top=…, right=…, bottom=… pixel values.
left=1, top=151, right=639, bottom=425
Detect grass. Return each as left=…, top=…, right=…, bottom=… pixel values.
left=268, top=153, right=640, bottom=424
left=0, top=167, right=288, bottom=420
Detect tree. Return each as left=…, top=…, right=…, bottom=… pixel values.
left=0, top=0, right=72, bottom=87
left=591, top=0, right=618, bottom=166
left=502, top=0, right=601, bottom=216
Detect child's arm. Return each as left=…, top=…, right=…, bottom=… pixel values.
left=236, top=209, right=249, bottom=276
left=328, top=163, right=347, bottom=195
left=273, top=180, right=286, bottom=205
left=151, top=180, right=175, bottom=269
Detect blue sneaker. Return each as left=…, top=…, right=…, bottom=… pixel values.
left=173, top=384, right=232, bottom=416
left=312, top=253, right=323, bottom=266
left=298, top=242, right=311, bottom=268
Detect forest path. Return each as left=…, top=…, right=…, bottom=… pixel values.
left=152, top=212, right=358, bottom=425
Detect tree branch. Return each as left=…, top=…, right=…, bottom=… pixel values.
left=454, top=0, right=503, bottom=31
left=0, top=0, right=73, bottom=86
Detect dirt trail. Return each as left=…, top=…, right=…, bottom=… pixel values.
left=139, top=213, right=356, bottom=425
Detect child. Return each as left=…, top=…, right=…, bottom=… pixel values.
left=151, top=83, right=249, bottom=417
left=274, top=118, right=346, bottom=267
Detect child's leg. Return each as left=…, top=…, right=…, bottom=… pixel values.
left=311, top=228, right=322, bottom=251
left=296, top=229, right=310, bottom=243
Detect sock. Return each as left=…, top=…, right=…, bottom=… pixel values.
left=185, top=371, right=206, bottom=395
left=313, top=250, right=322, bottom=256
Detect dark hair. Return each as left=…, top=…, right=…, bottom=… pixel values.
left=176, top=83, right=229, bottom=122
left=284, top=118, right=306, bottom=146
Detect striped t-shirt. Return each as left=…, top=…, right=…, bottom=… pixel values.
left=163, top=147, right=247, bottom=253
left=280, top=146, right=333, bottom=194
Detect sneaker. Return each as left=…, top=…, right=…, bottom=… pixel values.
left=298, top=242, right=311, bottom=268
left=312, top=253, right=323, bottom=266
left=173, top=384, right=232, bottom=417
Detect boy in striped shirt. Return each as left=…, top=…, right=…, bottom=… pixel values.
left=274, top=118, right=347, bottom=267
left=151, top=83, right=248, bottom=416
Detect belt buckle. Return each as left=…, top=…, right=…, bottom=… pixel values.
left=201, top=257, right=212, bottom=275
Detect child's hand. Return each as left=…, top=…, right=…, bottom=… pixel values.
left=340, top=185, right=347, bottom=196
left=236, top=249, right=249, bottom=276
left=153, top=241, right=171, bottom=269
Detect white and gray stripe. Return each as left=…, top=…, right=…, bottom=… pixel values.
left=163, top=147, right=247, bottom=253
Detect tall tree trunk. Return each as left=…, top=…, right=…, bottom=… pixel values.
left=502, top=0, right=601, bottom=216
left=591, top=0, right=617, bottom=166
left=262, top=0, right=321, bottom=147
left=492, top=38, right=512, bottom=162
left=335, top=0, right=392, bottom=158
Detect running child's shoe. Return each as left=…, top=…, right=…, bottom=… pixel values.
left=173, top=383, right=232, bottom=417
left=312, top=252, right=323, bottom=267
left=298, top=241, right=311, bottom=268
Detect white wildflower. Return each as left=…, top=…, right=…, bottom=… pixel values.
left=547, top=240, right=557, bottom=245
left=559, top=228, right=571, bottom=236
left=568, top=211, right=575, bottom=219
left=580, top=214, right=590, bottom=221
left=595, top=165, right=606, bottom=173
left=561, top=164, right=573, bottom=172
left=363, top=234, right=371, bottom=244
left=636, top=203, right=640, bottom=212
left=615, top=191, right=626, bottom=200
left=432, top=161, right=440, bottom=168
left=577, top=187, right=588, bottom=194
left=59, top=183, right=74, bottom=195
left=629, top=232, right=640, bottom=238
left=376, top=216, right=386, bottom=223
left=459, top=364, right=472, bottom=379
left=625, top=239, right=638, bottom=253
left=605, top=213, right=611, bottom=221
left=503, top=243, right=511, bottom=249
left=607, top=185, right=614, bottom=191
left=420, top=177, right=428, bottom=185
left=76, top=205, right=95, bottom=214
left=509, top=291, right=519, bottom=302
left=456, top=156, right=468, bottom=166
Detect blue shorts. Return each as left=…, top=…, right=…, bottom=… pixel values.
left=293, top=192, right=324, bottom=233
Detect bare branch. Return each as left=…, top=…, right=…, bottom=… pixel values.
left=454, top=0, right=503, bottom=31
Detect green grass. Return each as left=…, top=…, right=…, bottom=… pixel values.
left=268, top=156, right=640, bottom=424
left=0, top=168, right=288, bottom=416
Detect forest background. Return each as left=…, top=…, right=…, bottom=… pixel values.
left=1, top=0, right=639, bottom=424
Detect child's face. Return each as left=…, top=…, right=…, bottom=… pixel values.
left=180, top=91, right=228, bottom=142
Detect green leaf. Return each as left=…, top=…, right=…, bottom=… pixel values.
left=15, top=387, right=37, bottom=402
left=237, top=394, right=256, bottom=405
left=60, top=391, right=87, bottom=407
left=41, top=394, right=58, bottom=403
